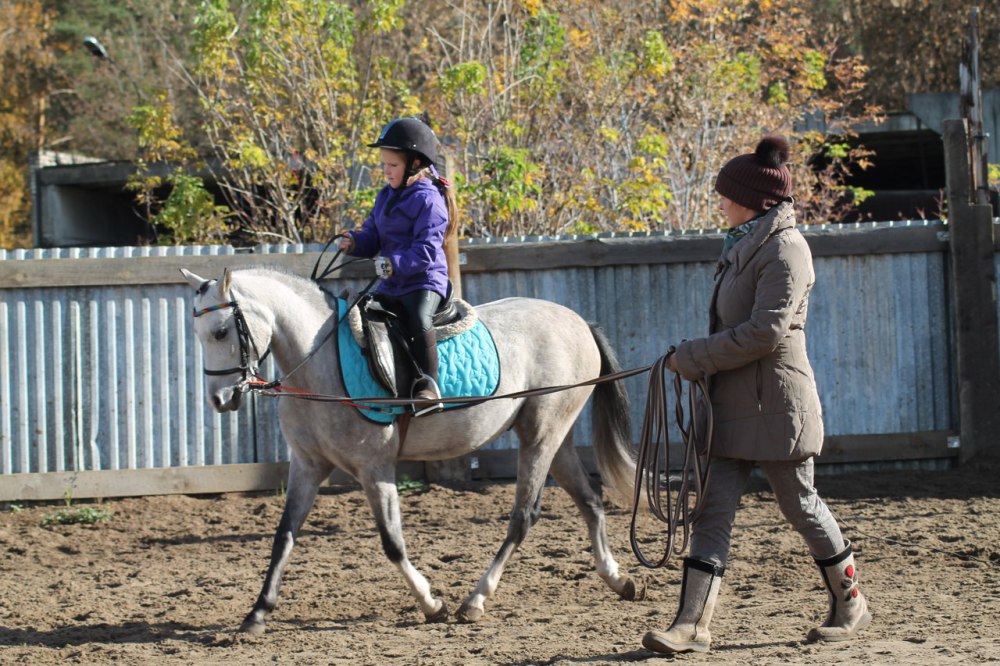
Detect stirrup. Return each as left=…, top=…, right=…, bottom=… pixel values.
left=412, top=376, right=443, bottom=417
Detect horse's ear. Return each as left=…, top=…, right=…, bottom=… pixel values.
left=221, top=267, right=232, bottom=296
left=180, top=268, right=210, bottom=293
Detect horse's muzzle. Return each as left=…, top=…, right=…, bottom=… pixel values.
left=210, top=386, right=243, bottom=412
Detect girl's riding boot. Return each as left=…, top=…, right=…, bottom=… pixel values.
left=412, top=329, right=443, bottom=417
left=807, top=540, right=872, bottom=641
left=642, top=558, right=724, bottom=654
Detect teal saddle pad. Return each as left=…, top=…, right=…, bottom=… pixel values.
left=336, top=298, right=501, bottom=423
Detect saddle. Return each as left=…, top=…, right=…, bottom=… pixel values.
left=348, top=286, right=474, bottom=397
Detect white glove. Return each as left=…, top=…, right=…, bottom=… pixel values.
left=373, top=256, right=394, bottom=279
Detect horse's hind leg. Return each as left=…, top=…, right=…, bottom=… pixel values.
left=547, top=438, right=640, bottom=601
left=359, top=469, right=448, bottom=623
left=240, top=453, right=333, bottom=635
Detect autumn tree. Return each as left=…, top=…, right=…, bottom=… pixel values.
left=417, top=0, right=878, bottom=233
left=0, top=0, right=207, bottom=247
left=647, top=0, right=880, bottom=229
left=5, top=0, right=887, bottom=247
left=127, top=0, right=415, bottom=245
left=0, top=1, right=57, bottom=247
left=39, top=0, right=208, bottom=159
left=813, top=0, right=1000, bottom=111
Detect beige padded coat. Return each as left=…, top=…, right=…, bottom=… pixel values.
left=674, top=200, right=824, bottom=461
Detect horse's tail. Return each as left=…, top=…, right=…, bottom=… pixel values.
left=589, top=323, right=636, bottom=509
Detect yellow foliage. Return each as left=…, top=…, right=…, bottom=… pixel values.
left=519, top=0, right=544, bottom=18
left=569, top=29, right=591, bottom=49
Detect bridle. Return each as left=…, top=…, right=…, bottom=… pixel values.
left=192, top=298, right=270, bottom=387
left=191, top=266, right=381, bottom=394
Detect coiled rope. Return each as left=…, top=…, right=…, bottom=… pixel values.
left=629, top=351, right=714, bottom=568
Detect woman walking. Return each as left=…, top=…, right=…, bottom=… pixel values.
left=643, top=135, right=872, bottom=654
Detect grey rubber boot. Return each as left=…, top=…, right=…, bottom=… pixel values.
left=807, top=540, right=872, bottom=642
left=642, top=558, right=724, bottom=654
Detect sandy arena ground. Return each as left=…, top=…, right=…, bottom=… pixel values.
left=1, top=453, right=998, bottom=665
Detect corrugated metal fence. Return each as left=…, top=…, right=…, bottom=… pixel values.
left=0, top=221, right=989, bottom=498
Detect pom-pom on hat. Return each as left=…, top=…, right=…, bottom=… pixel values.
left=714, top=135, right=793, bottom=212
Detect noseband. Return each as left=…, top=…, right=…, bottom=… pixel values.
left=192, top=299, right=271, bottom=386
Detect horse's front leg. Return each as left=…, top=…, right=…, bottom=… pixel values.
left=240, top=454, right=333, bottom=635
left=360, top=473, right=448, bottom=622
left=457, top=446, right=550, bottom=623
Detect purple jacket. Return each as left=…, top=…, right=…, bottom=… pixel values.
left=348, top=178, right=450, bottom=298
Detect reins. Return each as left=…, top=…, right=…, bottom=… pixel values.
left=253, top=240, right=385, bottom=389
left=629, top=350, right=713, bottom=568
left=196, top=251, right=713, bottom=560
left=247, top=274, right=380, bottom=392
left=246, top=364, right=652, bottom=412
left=218, top=241, right=654, bottom=409
left=195, top=255, right=715, bottom=566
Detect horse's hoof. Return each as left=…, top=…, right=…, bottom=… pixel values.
left=239, top=619, right=266, bottom=636
left=619, top=577, right=645, bottom=601
left=456, top=603, right=485, bottom=623
left=425, top=600, right=449, bottom=623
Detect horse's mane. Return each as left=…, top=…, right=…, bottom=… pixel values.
left=232, top=265, right=333, bottom=311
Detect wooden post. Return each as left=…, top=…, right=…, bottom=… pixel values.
left=943, top=119, right=1000, bottom=463
left=960, top=6, right=990, bottom=206
left=443, top=151, right=463, bottom=301
left=424, top=150, right=470, bottom=484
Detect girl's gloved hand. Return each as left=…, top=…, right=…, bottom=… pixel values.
left=373, top=256, right=394, bottom=279
left=337, top=235, right=355, bottom=253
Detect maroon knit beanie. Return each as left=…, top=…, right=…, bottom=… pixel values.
left=714, top=135, right=793, bottom=212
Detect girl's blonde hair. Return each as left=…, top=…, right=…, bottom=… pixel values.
left=406, top=164, right=459, bottom=239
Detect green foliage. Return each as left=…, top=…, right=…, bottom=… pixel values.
left=825, top=142, right=851, bottom=160
left=802, top=49, right=828, bottom=91
left=150, top=171, right=232, bottom=244
left=125, top=90, right=231, bottom=244
left=988, top=163, right=1000, bottom=189
left=396, top=476, right=427, bottom=496
left=472, top=148, right=543, bottom=228
left=128, top=94, right=194, bottom=163
left=714, top=52, right=763, bottom=114
left=844, top=185, right=875, bottom=205
left=441, top=62, right=488, bottom=98
left=520, top=11, right=566, bottom=67
left=168, top=0, right=400, bottom=243
left=365, top=0, right=404, bottom=33
left=640, top=30, right=674, bottom=78
left=614, top=131, right=674, bottom=228
left=192, top=0, right=239, bottom=74
left=41, top=491, right=112, bottom=526
left=41, top=506, right=113, bottom=526
left=767, top=81, right=790, bottom=106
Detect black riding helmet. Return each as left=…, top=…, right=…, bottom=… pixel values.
left=368, top=117, right=439, bottom=167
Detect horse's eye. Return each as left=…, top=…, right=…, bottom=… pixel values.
left=213, top=327, right=228, bottom=341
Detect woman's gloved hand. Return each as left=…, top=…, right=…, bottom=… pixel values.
left=665, top=345, right=679, bottom=373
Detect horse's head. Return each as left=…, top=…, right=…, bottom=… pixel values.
left=181, top=267, right=270, bottom=412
